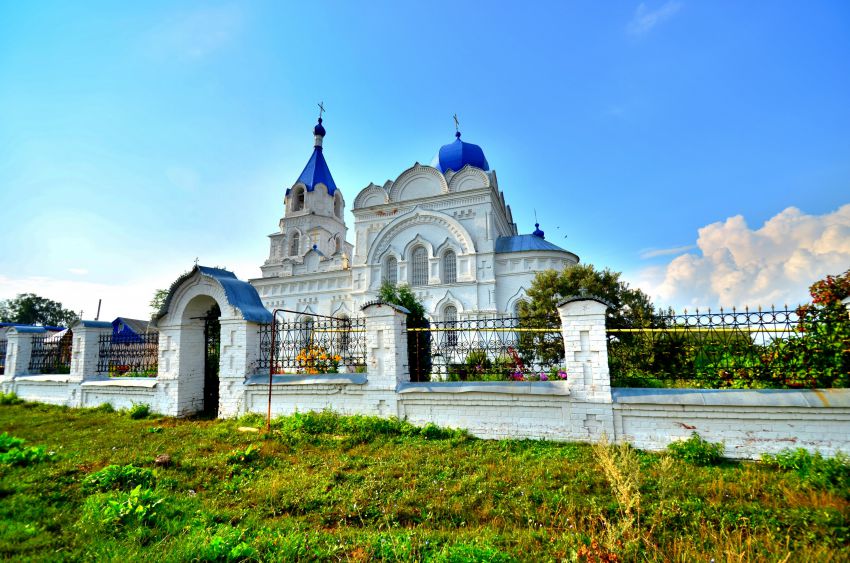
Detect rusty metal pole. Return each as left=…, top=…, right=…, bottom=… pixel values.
left=267, top=309, right=281, bottom=435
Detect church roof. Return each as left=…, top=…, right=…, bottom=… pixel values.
left=155, top=265, right=273, bottom=324
left=432, top=132, right=490, bottom=173
left=495, top=234, right=571, bottom=254
left=291, top=117, right=337, bottom=196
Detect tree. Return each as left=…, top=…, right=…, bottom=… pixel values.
left=519, top=264, right=656, bottom=328
left=150, top=289, right=169, bottom=320
left=378, top=282, right=431, bottom=381
left=518, top=265, right=657, bottom=368
left=0, top=293, right=80, bottom=327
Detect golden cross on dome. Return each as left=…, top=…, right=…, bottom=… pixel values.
left=318, top=101, right=326, bottom=119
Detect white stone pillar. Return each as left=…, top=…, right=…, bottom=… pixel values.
left=3, top=327, right=44, bottom=379
left=70, top=321, right=112, bottom=382
left=557, top=296, right=616, bottom=442
left=217, top=318, right=262, bottom=417
left=557, top=297, right=613, bottom=403
left=361, top=300, right=410, bottom=390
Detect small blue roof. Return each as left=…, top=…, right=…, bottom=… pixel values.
left=287, top=118, right=337, bottom=196
left=495, top=234, right=573, bottom=254
left=155, top=265, right=273, bottom=324
left=432, top=132, right=490, bottom=173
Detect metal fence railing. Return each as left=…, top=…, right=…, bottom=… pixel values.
left=407, top=316, right=565, bottom=382
left=258, top=317, right=367, bottom=374
left=29, top=333, right=72, bottom=375
left=607, top=306, right=849, bottom=389
left=97, top=332, right=159, bottom=377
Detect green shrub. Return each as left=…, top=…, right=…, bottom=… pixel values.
left=0, top=445, right=49, bottom=466
left=666, top=432, right=724, bottom=466
left=761, top=448, right=850, bottom=490
left=0, top=432, right=25, bottom=452
left=91, top=485, right=164, bottom=528
left=0, top=392, right=23, bottom=405
left=128, top=403, right=151, bottom=420
left=192, top=526, right=257, bottom=562
left=83, top=464, right=156, bottom=493
left=0, top=432, right=50, bottom=466
left=226, top=444, right=260, bottom=466
left=95, top=403, right=115, bottom=413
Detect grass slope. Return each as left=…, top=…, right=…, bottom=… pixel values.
left=0, top=401, right=848, bottom=562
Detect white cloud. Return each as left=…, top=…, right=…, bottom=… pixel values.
left=636, top=205, right=850, bottom=309
left=627, top=2, right=682, bottom=36
left=639, top=244, right=696, bottom=259
left=68, top=268, right=89, bottom=276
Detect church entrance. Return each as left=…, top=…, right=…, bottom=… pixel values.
left=203, top=303, right=221, bottom=417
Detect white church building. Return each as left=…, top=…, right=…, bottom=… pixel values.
left=251, top=117, right=579, bottom=320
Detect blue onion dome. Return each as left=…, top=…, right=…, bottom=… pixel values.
left=433, top=131, right=490, bottom=173
left=532, top=223, right=545, bottom=238
left=313, top=117, right=326, bottom=139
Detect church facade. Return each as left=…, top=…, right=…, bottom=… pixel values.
left=250, top=118, right=579, bottom=320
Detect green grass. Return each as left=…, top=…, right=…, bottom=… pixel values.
left=0, top=402, right=848, bottom=561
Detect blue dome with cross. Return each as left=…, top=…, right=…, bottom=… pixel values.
left=432, top=131, right=490, bottom=173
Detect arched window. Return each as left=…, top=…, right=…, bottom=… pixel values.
left=290, top=232, right=300, bottom=256
left=411, top=246, right=428, bottom=286
left=291, top=187, right=305, bottom=212
left=384, top=256, right=398, bottom=285
left=444, top=305, right=458, bottom=347
left=442, top=250, right=457, bottom=284
left=334, top=236, right=342, bottom=254
left=334, top=193, right=343, bottom=218
left=336, top=313, right=351, bottom=358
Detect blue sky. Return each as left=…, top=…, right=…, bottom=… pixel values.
left=1, top=1, right=849, bottom=319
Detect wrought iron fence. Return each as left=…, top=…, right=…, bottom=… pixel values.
left=29, top=333, right=72, bottom=374
left=407, top=316, right=565, bottom=382
left=258, top=317, right=367, bottom=374
left=97, top=332, right=159, bottom=377
left=607, top=306, right=850, bottom=389
left=0, top=340, right=6, bottom=375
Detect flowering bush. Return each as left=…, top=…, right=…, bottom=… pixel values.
left=294, top=346, right=342, bottom=375
left=510, top=367, right=567, bottom=381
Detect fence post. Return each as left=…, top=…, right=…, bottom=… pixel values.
left=556, top=296, right=614, bottom=404
left=218, top=318, right=263, bottom=418
left=3, top=327, right=44, bottom=379
left=360, top=300, right=410, bottom=391
left=70, top=321, right=113, bottom=381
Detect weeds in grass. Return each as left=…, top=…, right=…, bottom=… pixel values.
left=593, top=436, right=643, bottom=557
left=0, top=392, right=22, bottom=405
left=0, top=432, right=50, bottom=466
left=83, top=485, right=164, bottom=530
left=666, top=432, right=724, bottom=466
left=128, top=403, right=152, bottom=420
left=83, top=464, right=156, bottom=493
left=762, top=448, right=850, bottom=491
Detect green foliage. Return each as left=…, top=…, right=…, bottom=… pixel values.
left=667, top=433, right=724, bottom=466
left=94, top=403, right=115, bottom=413
left=0, top=432, right=25, bottom=452
left=127, top=403, right=151, bottom=420
left=2, top=402, right=849, bottom=561
left=761, top=448, right=850, bottom=490
left=149, top=289, right=169, bottom=320
left=83, top=464, right=156, bottom=493
left=379, top=281, right=431, bottom=381
left=0, top=392, right=23, bottom=405
left=0, top=293, right=79, bottom=327
left=87, top=485, right=164, bottom=529
left=0, top=432, right=50, bottom=466
left=226, top=444, right=260, bottom=466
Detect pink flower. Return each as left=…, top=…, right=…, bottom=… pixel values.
left=558, top=370, right=568, bottom=380
left=540, top=373, right=548, bottom=381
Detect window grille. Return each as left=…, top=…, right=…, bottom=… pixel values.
left=411, top=247, right=428, bottom=286
left=384, top=256, right=398, bottom=285
left=444, top=305, right=458, bottom=347
left=290, top=233, right=300, bottom=256
left=292, top=187, right=305, bottom=212
left=443, top=250, right=457, bottom=284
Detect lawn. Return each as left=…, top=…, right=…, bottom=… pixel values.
left=0, top=399, right=848, bottom=562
